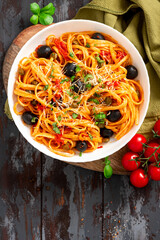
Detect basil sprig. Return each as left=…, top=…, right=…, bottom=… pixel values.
left=30, top=2, right=55, bottom=25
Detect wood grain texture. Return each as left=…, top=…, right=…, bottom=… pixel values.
left=3, top=24, right=129, bottom=175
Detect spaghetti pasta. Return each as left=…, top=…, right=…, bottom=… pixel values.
left=13, top=31, right=144, bottom=157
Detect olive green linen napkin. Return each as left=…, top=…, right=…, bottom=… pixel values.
left=74, top=0, right=160, bottom=137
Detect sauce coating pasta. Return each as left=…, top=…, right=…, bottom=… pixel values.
left=13, top=31, right=144, bottom=157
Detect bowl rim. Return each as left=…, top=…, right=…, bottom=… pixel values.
left=8, top=19, right=150, bottom=163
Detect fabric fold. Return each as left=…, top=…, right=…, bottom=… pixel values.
left=74, top=0, right=160, bottom=137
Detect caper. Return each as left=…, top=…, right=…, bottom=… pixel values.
left=71, top=102, right=78, bottom=108
left=136, top=90, right=140, bottom=98
left=73, top=40, right=79, bottom=45
left=97, top=122, right=105, bottom=128
left=31, top=99, right=38, bottom=106
left=31, top=80, right=39, bottom=85
left=104, top=97, right=112, bottom=106
left=18, top=67, right=25, bottom=75
left=26, top=90, right=34, bottom=94
left=50, top=52, right=58, bottom=60
left=63, top=142, right=70, bottom=150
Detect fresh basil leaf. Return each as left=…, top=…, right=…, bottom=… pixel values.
left=30, top=3, right=40, bottom=14
left=30, top=15, right=39, bottom=25
left=40, top=3, right=55, bottom=15
left=39, top=13, right=53, bottom=25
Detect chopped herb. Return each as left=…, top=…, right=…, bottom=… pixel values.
left=101, top=84, right=105, bottom=88
left=69, top=86, right=74, bottom=89
left=73, top=96, right=79, bottom=99
left=88, top=98, right=99, bottom=104
left=72, top=113, right=78, bottom=119
left=88, top=133, right=93, bottom=140
left=77, top=100, right=81, bottom=104
left=86, top=43, right=90, bottom=48
left=79, top=152, right=82, bottom=157
left=104, top=97, right=112, bottom=106
left=49, top=63, right=54, bottom=78
left=60, top=78, right=69, bottom=84
left=98, top=78, right=102, bottom=83
left=69, top=52, right=74, bottom=58
left=44, top=84, right=49, bottom=90
left=31, top=117, right=37, bottom=123
left=52, top=122, right=61, bottom=134
left=71, top=76, right=75, bottom=82
left=85, top=83, right=92, bottom=89
left=84, top=74, right=93, bottom=82
left=66, top=90, right=73, bottom=96
left=50, top=108, right=53, bottom=111
left=76, top=65, right=81, bottom=73
left=18, top=67, right=25, bottom=76
left=95, top=112, right=106, bottom=120
left=93, top=107, right=96, bottom=113
left=95, top=54, right=104, bottom=63
left=94, top=92, right=101, bottom=98
left=94, top=44, right=97, bottom=46
left=57, top=115, right=61, bottom=121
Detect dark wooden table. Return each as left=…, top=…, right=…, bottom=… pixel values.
left=0, top=1, right=160, bottom=239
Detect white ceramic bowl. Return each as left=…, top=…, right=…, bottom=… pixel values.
left=8, top=20, right=150, bottom=163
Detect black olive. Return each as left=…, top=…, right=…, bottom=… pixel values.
left=107, top=110, right=121, bottom=122
left=72, top=79, right=86, bottom=93
left=37, top=45, right=52, bottom=58
left=63, top=62, right=76, bottom=77
left=31, top=80, right=39, bottom=85
left=22, top=111, right=38, bottom=125
left=100, top=128, right=114, bottom=138
left=126, top=65, right=138, bottom=79
left=91, top=32, right=105, bottom=40
left=76, top=141, right=88, bottom=152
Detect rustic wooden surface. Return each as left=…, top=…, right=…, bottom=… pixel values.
left=0, top=0, right=160, bottom=240
left=3, top=24, right=129, bottom=175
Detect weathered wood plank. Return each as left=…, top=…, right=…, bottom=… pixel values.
left=102, top=176, right=160, bottom=240
left=0, top=0, right=43, bottom=239
left=42, top=156, right=103, bottom=240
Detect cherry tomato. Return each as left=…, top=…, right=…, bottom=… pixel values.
left=121, top=152, right=140, bottom=171
left=153, top=119, right=160, bottom=136
left=130, top=169, right=149, bottom=188
left=144, top=142, right=160, bottom=162
left=148, top=164, right=160, bottom=181
left=128, top=134, right=147, bottom=152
